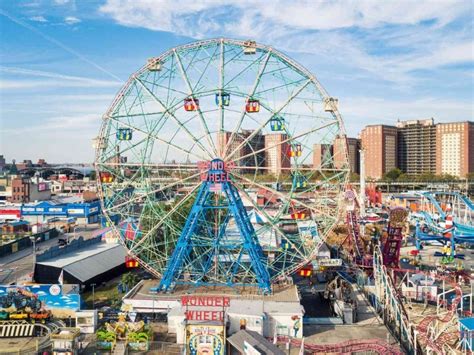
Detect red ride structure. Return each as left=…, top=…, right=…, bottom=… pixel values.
left=343, top=189, right=408, bottom=269
left=381, top=208, right=408, bottom=268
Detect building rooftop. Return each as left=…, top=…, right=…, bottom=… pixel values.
left=227, top=330, right=285, bottom=355
left=228, top=299, right=303, bottom=316
left=125, top=279, right=300, bottom=303
left=37, top=242, right=126, bottom=282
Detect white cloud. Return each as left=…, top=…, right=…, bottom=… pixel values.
left=29, top=15, right=47, bottom=22
left=0, top=67, right=120, bottom=89
left=98, top=0, right=473, bottom=85
left=99, top=0, right=469, bottom=32
left=4, top=113, right=99, bottom=134
left=64, top=16, right=81, bottom=25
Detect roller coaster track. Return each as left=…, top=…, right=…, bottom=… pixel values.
left=374, top=261, right=468, bottom=354
left=347, top=210, right=364, bottom=258
left=419, top=191, right=474, bottom=231
left=414, top=276, right=463, bottom=354
left=274, top=336, right=402, bottom=354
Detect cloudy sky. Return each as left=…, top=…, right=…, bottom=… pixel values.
left=0, top=0, right=472, bottom=163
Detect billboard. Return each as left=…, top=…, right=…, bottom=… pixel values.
left=37, top=182, right=48, bottom=192
left=186, top=324, right=225, bottom=355
left=0, top=284, right=80, bottom=318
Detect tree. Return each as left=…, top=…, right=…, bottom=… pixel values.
left=349, top=173, right=360, bottom=182
left=382, top=168, right=402, bottom=181
left=88, top=170, right=96, bottom=180
left=9, top=162, right=18, bottom=175
left=121, top=272, right=139, bottom=292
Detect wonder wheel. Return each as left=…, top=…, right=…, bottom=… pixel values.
left=95, top=39, right=349, bottom=292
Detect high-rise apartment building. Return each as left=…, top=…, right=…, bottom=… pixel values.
left=360, top=125, right=397, bottom=179
left=218, top=130, right=265, bottom=173
left=313, top=144, right=332, bottom=169
left=218, top=131, right=244, bottom=161
left=241, top=130, right=265, bottom=172
left=333, top=135, right=360, bottom=174
left=264, top=134, right=291, bottom=176
left=436, top=121, right=474, bottom=177
left=396, top=118, right=436, bottom=175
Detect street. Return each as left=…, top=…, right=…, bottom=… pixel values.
left=0, top=223, right=105, bottom=284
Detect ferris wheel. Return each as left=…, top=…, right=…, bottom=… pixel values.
left=95, top=38, right=349, bottom=293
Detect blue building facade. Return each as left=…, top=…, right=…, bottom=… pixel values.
left=21, top=199, right=101, bottom=224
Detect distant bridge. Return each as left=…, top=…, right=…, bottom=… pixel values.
left=18, top=166, right=87, bottom=178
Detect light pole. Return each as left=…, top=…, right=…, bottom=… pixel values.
left=71, top=225, right=80, bottom=243
left=91, top=283, right=96, bottom=309
left=29, top=236, right=40, bottom=280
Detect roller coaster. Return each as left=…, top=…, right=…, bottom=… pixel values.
left=411, top=191, right=474, bottom=261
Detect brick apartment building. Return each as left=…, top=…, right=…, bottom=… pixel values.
left=359, top=119, right=473, bottom=179
left=264, top=133, right=291, bottom=176
left=360, top=125, right=398, bottom=179
left=333, top=135, right=360, bottom=174
left=436, top=121, right=474, bottom=177
left=313, top=144, right=333, bottom=170
left=8, top=177, right=51, bottom=203
left=396, top=118, right=436, bottom=175
left=217, top=130, right=265, bottom=174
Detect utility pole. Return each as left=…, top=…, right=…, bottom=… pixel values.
left=91, top=283, right=96, bottom=309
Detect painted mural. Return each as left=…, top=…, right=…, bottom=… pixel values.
left=0, top=284, right=80, bottom=319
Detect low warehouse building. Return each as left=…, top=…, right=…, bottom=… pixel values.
left=21, top=196, right=101, bottom=224
left=34, top=238, right=127, bottom=288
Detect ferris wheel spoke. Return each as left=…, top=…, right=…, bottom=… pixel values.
left=229, top=120, right=338, bottom=164
left=254, top=77, right=308, bottom=96
left=230, top=178, right=307, bottom=259
left=99, top=162, right=198, bottom=170
left=110, top=111, right=166, bottom=119
left=174, top=50, right=219, bottom=157
left=129, top=182, right=202, bottom=253
left=218, top=39, right=225, bottom=142
left=223, top=50, right=267, bottom=88
left=102, top=170, right=202, bottom=214
left=224, top=78, right=312, bottom=161
left=134, top=77, right=214, bottom=159
left=191, top=44, right=220, bottom=93
left=223, top=50, right=272, bottom=159
left=106, top=115, right=207, bottom=162
left=230, top=171, right=337, bottom=222
left=139, top=78, right=189, bottom=97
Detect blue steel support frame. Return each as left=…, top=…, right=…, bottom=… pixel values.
left=157, top=168, right=272, bottom=293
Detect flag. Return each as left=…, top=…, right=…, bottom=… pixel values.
left=58, top=270, right=64, bottom=285
left=299, top=338, right=305, bottom=355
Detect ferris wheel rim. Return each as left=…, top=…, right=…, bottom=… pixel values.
left=95, top=38, right=350, bottom=285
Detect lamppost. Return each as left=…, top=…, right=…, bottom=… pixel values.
left=71, top=225, right=80, bottom=243
left=91, top=283, right=96, bottom=309
left=29, top=236, right=40, bottom=280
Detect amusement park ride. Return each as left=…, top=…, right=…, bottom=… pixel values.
left=94, top=39, right=474, bottom=354
left=95, top=38, right=349, bottom=293
left=413, top=191, right=474, bottom=263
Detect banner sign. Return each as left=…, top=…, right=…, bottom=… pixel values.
left=181, top=295, right=230, bottom=322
